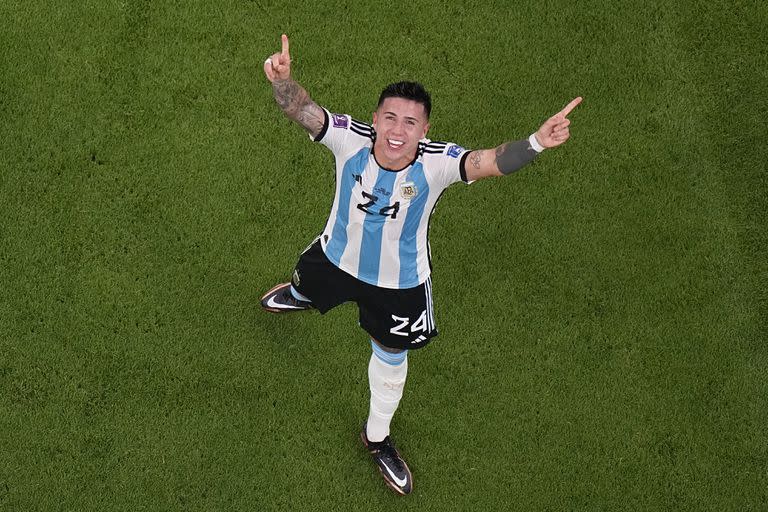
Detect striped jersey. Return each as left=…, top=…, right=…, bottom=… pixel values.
left=313, top=108, right=470, bottom=289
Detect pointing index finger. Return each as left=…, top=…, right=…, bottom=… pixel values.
left=281, top=34, right=290, bottom=57
left=559, top=96, right=583, bottom=118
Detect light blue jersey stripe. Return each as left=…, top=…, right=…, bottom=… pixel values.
left=325, top=147, right=370, bottom=267
left=357, top=169, right=399, bottom=284
left=398, top=163, right=430, bottom=288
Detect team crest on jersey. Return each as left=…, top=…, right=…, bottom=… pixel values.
left=332, top=114, right=348, bottom=128
left=447, top=144, right=464, bottom=158
left=400, top=182, right=417, bottom=200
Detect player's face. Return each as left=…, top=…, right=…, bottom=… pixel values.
left=372, top=97, right=430, bottom=169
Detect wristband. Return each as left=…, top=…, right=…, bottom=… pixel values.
left=528, top=133, right=545, bottom=153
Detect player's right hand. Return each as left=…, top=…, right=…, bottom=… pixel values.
left=264, top=34, right=291, bottom=82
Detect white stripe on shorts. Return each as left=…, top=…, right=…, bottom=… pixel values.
left=425, top=277, right=435, bottom=331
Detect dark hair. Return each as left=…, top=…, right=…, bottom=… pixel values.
left=377, top=81, right=432, bottom=118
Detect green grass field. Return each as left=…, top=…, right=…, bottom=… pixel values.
left=1, top=0, right=766, bottom=510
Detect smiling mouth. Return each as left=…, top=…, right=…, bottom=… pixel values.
left=387, top=139, right=405, bottom=150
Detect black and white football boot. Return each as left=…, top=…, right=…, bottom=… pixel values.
left=260, top=282, right=313, bottom=313
left=360, top=423, right=413, bottom=495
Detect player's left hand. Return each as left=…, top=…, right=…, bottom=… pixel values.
left=534, top=97, right=582, bottom=149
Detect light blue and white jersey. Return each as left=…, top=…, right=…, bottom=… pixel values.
left=314, top=108, right=470, bottom=289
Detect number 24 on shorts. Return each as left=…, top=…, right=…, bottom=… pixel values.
left=389, top=310, right=429, bottom=337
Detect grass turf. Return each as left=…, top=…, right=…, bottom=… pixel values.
left=0, top=0, right=765, bottom=510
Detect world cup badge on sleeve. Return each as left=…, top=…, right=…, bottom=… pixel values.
left=400, top=182, right=417, bottom=200
left=332, top=114, right=348, bottom=128
left=447, top=144, right=464, bottom=158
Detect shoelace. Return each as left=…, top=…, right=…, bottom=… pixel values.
left=281, top=289, right=307, bottom=307
left=375, top=439, right=405, bottom=472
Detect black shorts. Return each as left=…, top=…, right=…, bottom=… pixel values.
left=291, top=239, right=438, bottom=350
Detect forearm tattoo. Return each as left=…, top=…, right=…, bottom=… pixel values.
left=273, top=78, right=301, bottom=111
left=495, top=139, right=538, bottom=175
left=272, top=79, right=324, bottom=136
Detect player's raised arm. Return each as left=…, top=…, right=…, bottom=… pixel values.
left=263, top=34, right=325, bottom=138
left=464, top=97, right=582, bottom=182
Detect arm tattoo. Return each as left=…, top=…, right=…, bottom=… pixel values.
left=272, top=79, right=324, bottom=136
left=494, top=139, right=538, bottom=175
left=470, top=151, right=482, bottom=169
left=272, top=79, right=301, bottom=111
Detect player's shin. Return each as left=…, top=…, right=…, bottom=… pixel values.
left=366, top=341, right=408, bottom=443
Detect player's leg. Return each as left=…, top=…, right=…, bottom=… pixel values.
left=366, top=339, right=408, bottom=442
left=360, top=338, right=412, bottom=495
left=260, top=238, right=348, bottom=313
left=357, top=279, right=438, bottom=495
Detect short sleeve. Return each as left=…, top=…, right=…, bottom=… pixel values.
left=421, top=141, right=474, bottom=189
left=313, top=108, right=373, bottom=157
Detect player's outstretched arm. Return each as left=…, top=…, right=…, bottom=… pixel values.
left=464, top=97, right=582, bottom=182
left=263, top=34, right=325, bottom=138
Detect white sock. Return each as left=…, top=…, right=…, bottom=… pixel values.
left=290, top=285, right=310, bottom=302
left=366, top=343, right=408, bottom=442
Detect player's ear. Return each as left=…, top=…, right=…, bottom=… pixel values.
left=422, top=121, right=430, bottom=138
left=372, top=111, right=378, bottom=129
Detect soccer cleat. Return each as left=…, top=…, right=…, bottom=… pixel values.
left=360, top=423, right=413, bottom=495
left=260, top=282, right=313, bottom=313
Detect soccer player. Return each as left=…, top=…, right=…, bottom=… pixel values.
left=260, top=34, right=581, bottom=495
